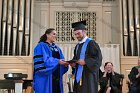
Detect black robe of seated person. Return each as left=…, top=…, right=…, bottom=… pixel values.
left=99, top=72, right=123, bottom=93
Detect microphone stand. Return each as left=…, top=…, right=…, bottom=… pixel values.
left=67, top=74, right=75, bottom=93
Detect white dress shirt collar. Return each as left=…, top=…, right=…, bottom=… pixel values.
left=78, top=36, right=88, bottom=44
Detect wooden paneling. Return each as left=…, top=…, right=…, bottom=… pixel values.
left=121, top=56, right=138, bottom=93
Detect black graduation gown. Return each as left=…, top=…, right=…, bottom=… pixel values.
left=72, top=40, right=102, bottom=93
left=99, top=72, right=123, bottom=93
left=128, top=67, right=140, bottom=93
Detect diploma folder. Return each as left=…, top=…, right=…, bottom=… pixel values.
left=66, top=60, right=77, bottom=63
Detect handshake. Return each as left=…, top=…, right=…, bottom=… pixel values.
left=59, top=59, right=86, bottom=67
left=59, top=59, right=77, bottom=67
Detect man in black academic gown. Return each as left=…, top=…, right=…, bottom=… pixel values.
left=69, top=20, right=102, bottom=93
left=128, top=58, right=140, bottom=93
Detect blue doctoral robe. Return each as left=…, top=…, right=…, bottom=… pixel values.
left=33, top=42, right=68, bottom=93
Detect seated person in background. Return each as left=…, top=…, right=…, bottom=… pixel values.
left=99, top=62, right=123, bottom=93
left=128, top=57, right=140, bottom=93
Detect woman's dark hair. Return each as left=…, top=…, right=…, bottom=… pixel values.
left=39, top=28, right=55, bottom=42
left=104, top=62, right=113, bottom=68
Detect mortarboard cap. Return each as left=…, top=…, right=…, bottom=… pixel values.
left=72, top=20, right=86, bottom=31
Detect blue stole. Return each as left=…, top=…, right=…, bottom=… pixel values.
left=76, top=38, right=91, bottom=83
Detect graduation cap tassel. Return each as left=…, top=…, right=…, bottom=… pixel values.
left=71, top=30, right=75, bottom=41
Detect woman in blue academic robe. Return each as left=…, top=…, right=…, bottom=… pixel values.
left=33, top=28, right=69, bottom=93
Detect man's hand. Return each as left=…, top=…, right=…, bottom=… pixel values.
left=136, top=74, right=140, bottom=78
left=138, top=68, right=140, bottom=73
left=136, top=68, right=140, bottom=78
left=76, top=60, right=86, bottom=66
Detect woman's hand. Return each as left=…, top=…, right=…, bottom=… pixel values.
left=103, top=68, right=107, bottom=77
left=59, top=60, right=69, bottom=67
left=106, top=87, right=111, bottom=93
left=111, top=68, right=115, bottom=75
